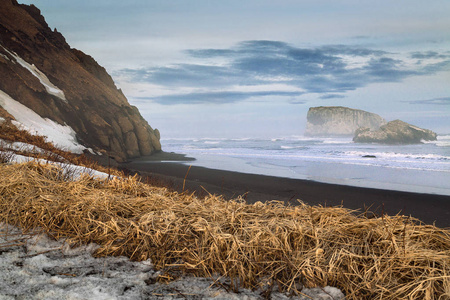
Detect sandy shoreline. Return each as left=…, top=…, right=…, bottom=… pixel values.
left=120, top=152, right=450, bottom=228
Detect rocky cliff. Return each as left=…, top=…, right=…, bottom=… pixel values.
left=304, top=106, right=386, bottom=137
left=353, top=120, right=437, bottom=144
left=0, top=0, right=161, bottom=161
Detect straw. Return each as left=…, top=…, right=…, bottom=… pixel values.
left=0, top=161, right=449, bottom=299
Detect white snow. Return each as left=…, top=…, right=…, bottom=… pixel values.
left=0, top=45, right=67, bottom=102
left=4, top=154, right=112, bottom=180
left=0, top=89, right=87, bottom=154
left=0, top=223, right=346, bottom=300
left=0, top=138, right=50, bottom=155
left=0, top=52, right=10, bottom=61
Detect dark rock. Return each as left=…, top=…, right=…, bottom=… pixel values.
left=362, top=155, right=376, bottom=158
left=305, top=106, right=386, bottom=136
left=0, top=0, right=161, bottom=161
left=353, top=120, right=437, bottom=144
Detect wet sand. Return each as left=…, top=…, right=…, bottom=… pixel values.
left=120, top=152, right=450, bottom=228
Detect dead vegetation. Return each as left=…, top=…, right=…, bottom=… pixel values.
left=0, top=121, right=119, bottom=175
left=0, top=162, right=449, bottom=299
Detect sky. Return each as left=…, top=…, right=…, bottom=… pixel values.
left=19, top=1, right=450, bottom=138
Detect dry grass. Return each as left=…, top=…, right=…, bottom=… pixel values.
left=0, top=162, right=449, bottom=299
left=0, top=122, right=119, bottom=176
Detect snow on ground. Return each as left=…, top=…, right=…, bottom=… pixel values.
left=0, top=89, right=87, bottom=154
left=0, top=223, right=346, bottom=300
left=0, top=138, right=53, bottom=155
left=0, top=45, right=66, bottom=102
left=4, top=153, right=112, bottom=180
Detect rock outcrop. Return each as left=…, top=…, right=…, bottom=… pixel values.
left=305, top=106, right=386, bottom=137
left=0, top=0, right=161, bottom=161
left=353, top=120, right=437, bottom=144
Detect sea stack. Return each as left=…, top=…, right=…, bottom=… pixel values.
left=304, top=106, right=386, bottom=137
left=353, top=120, right=437, bottom=144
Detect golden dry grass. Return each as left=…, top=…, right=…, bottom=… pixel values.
left=0, top=162, right=449, bottom=299
left=0, top=122, right=119, bottom=175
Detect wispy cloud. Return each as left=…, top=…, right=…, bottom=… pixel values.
left=133, top=90, right=304, bottom=105
left=115, top=40, right=450, bottom=105
left=406, top=97, right=450, bottom=105
left=410, top=51, right=449, bottom=60
left=319, top=94, right=346, bottom=99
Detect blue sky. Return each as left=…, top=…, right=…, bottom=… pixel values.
left=19, top=1, right=450, bottom=137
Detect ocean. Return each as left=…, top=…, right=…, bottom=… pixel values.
left=161, top=135, right=450, bottom=196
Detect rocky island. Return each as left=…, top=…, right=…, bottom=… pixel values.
left=304, top=106, right=386, bottom=136
left=353, top=119, right=437, bottom=144
left=305, top=106, right=437, bottom=144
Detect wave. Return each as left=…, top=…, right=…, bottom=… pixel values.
left=271, top=136, right=323, bottom=142
left=321, top=139, right=354, bottom=144
left=344, top=151, right=449, bottom=161
left=204, top=141, right=220, bottom=145
left=422, top=135, right=450, bottom=147
left=280, top=145, right=309, bottom=150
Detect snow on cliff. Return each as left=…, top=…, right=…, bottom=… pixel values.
left=0, top=45, right=67, bottom=102
left=0, top=89, right=86, bottom=154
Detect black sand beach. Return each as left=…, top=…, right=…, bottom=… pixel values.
left=121, top=152, right=450, bottom=228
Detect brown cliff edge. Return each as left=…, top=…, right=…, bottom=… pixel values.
left=0, top=0, right=161, bottom=161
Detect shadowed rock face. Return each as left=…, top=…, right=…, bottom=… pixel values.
left=353, top=120, right=437, bottom=144
left=305, top=106, right=386, bottom=137
left=0, top=0, right=161, bottom=161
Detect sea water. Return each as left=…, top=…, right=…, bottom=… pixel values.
left=161, top=135, right=450, bottom=196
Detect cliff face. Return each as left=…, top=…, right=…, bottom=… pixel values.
left=0, top=0, right=161, bottom=161
left=304, top=106, right=386, bottom=137
left=353, top=120, right=437, bottom=144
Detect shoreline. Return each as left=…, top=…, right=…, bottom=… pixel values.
left=127, top=151, right=196, bottom=162
left=121, top=153, right=450, bottom=228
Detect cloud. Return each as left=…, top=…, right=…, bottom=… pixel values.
left=363, top=57, right=417, bottom=82
left=406, top=97, right=450, bottom=105
left=116, top=65, right=240, bottom=87
left=115, top=40, right=450, bottom=105
left=319, top=94, right=346, bottom=99
left=132, top=90, right=304, bottom=105
left=411, top=51, right=449, bottom=59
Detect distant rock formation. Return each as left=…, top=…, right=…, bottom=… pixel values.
left=353, top=120, right=437, bottom=144
left=0, top=0, right=161, bottom=161
left=305, top=106, right=386, bottom=136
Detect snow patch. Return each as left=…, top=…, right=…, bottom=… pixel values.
left=0, top=223, right=346, bottom=299
left=0, top=89, right=86, bottom=154
left=0, top=138, right=52, bottom=155
left=0, top=52, right=10, bottom=61
left=5, top=154, right=111, bottom=180
left=0, top=45, right=66, bottom=102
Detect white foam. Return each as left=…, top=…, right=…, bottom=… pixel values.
left=424, top=135, right=450, bottom=147
left=321, top=138, right=354, bottom=144
left=344, top=150, right=449, bottom=161
left=280, top=145, right=308, bottom=150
